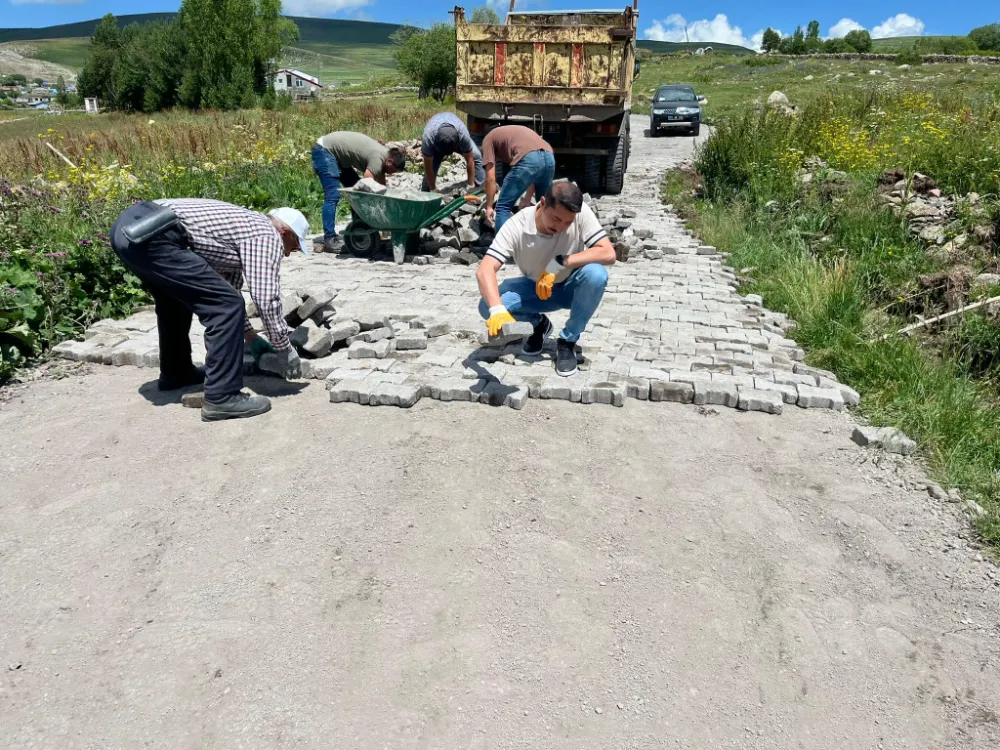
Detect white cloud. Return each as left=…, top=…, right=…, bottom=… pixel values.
left=828, top=18, right=865, bottom=38
left=281, top=0, right=372, bottom=17
left=872, top=13, right=925, bottom=39
left=643, top=14, right=764, bottom=50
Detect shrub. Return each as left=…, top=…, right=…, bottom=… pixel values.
left=969, top=24, right=1000, bottom=53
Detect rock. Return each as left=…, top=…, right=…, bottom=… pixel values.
left=644, top=248, right=663, bottom=260
left=329, top=320, right=361, bottom=343
left=649, top=381, right=693, bottom=403
left=621, top=209, right=637, bottom=218
left=737, top=389, right=783, bottom=415
left=311, top=304, right=338, bottom=326
left=181, top=391, right=205, bottom=409
left=282, top=294, right=303, bottom=325
left=696, top=245, right=717, bottom=255
left=369, top=382, right=421, bottom=407
left=450, top=250, right=480, bottom=266
left=918, top=225, right=946, bottom=244
left=302, top=326, right=334, bottom=358
left=297, top=288, right=336, bottom=320
left=355, top=177, right=387, bottom=194
left=395, top=330, right=428, bottom=350
left=927, top=483, right=948, bottom=500
left=480, top=320, right=534, bottom=347
left=745, top=294, right=763, bottom=306
left=349, top=326, right=393, bottom=345
left=796, top=384, right=845, bottom=410
left=851, top=426, right=917, bottom=456
left=457, top=227, right=479, bottom=245
left=972, top=273, right=1000, bottom=290
left=767, top=91, right=790, bottom=107
left=348, top=339, right=393, bottom=359
left=300, top=356, right=339, bottom=380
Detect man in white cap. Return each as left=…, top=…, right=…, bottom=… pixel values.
left=110, top=198, right=310, bottom=421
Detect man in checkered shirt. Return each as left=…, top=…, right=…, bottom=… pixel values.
left=110, top=198, right=310, bottom=421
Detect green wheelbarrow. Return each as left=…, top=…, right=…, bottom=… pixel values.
left=341, top=188, right=483, bottom=264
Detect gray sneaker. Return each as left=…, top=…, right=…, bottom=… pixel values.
left=321, top=236, right=345, bottom=253
left=201, top=391, right=272, bottom=422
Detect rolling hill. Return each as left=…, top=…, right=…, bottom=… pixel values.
left=637, top=40, right=753, bottom=55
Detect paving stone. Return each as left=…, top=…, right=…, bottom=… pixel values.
left=180, top=391, right=205, bottom=409
left=693, top=381, right=739, bottom=407
left=357, top=312, right=392, bottom=331
left=581, top=380, right=626, bottom=407
left=479, top=320, right=534, bottom=347
left=328, top=376, right=368, bottom=404
left=539, top=377, right=584, bottom=402
left=302, top=326, right=335, bottom=357
left=347, top=339, right=393, bottom=359
left=774, top=372, right=819, bottom=387
left=429, top=377, right=476, bottom=401
left=395, top=330, right=428, bottom=350
left=347, top=326, right=393, bottom=345
left=310, top=304, right=338, bottom=326
left=649, top=380, right=694, bottom=403
left=751, top=378, right=798, bottom=404
left=696, top=245, right=717, bottom=255
left=108, top=337, right=159, bottom=367
left=282, top=294, right=304, bottom=324
left=70, top=333, right=130, bottom=364
left=120, top=311, right=159, bottom=332
left=852, top=426, right=916, bottom=455
left=796, top=384, right=845, bottom=411
left=794, top=363, right=838, bottom=381
left=301, top=356, right=339, bottom=380
left=329, top=320, right=361, bottom=343
left=477, top=380, right=523, bottom=407
left=624, top=377, right=650, bottom=400
left=737, top=389, right=784, bottom=415
left=297, top=288, right=336, bottom=320
left=52, top=339, right=95, bottom=362
left=368, top=382, right=422, bottom=408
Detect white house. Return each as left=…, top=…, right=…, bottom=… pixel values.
left=273, top=69, right=322, bottom=98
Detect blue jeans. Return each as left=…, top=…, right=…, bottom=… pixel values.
left=495, top=149, right=555, bottom=231
left=311, top=144, right=359, bottom=240
left=478, top=263, right=608, bottom=343
left=421, top=144, right=486, bottom=191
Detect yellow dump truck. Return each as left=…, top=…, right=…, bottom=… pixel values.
left=454, top=4, right=639, bottom=194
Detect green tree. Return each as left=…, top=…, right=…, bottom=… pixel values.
left=761, top=27, right=781, bottom=52
left=33, top=77, right=44, bottom=87
left=392, top=22, right=456, bottom=101
left=844, top=29, right=872, bottom=53
left=77, top=14, right=123, bottom=108
left=54, top=75, right=68, bottom=106
left=806, top=20, right=820, bottom=40
left=969, top=24, right=1000, bottom=52
left=823, top=37, right=853, bottom=53
left=470, top=6, right=501, bottom=24
left=3, top=74, right=27, bottom=86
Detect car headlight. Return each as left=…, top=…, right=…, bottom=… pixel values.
left=675, top=107, right=699, bottom=115
left=652, top=108, right=666, bottom=114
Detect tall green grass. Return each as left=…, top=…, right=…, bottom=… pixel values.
left=673, top=87, right=1000, bottom=548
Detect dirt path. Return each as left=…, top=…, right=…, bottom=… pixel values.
left=2, top=123, right=999, bottom=749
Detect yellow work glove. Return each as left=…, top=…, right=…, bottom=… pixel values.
left=486, top=305, right=516, bottom=337
left=535, top=256, right=565, bottom=301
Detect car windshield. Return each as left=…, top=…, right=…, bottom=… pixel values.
left=655, top=89, right=697, bottom=102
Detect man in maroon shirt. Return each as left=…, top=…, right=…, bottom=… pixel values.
left=481, top=125, right=555, bottom=231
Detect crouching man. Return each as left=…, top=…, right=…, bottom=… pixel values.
left=111, top=199, right=308, bottom=421
left=476, top=182, right=615, bottom=377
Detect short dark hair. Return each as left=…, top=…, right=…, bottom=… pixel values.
left=543, top=181, right=583, bottom=213
left=386, top=148, right=407, bottom=171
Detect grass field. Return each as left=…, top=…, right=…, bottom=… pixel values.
left=5, top=38, right=90, bottom=70
left=632, top=52, right=1000, bottom=118
left=282, top=41, right=397, bottom=87
left=658, top=55, right=1000, bottom=548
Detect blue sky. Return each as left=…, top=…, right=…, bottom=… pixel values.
left=2, top=1, right=995, bottom=46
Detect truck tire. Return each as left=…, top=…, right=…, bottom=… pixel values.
left=602, top=134, right=626, bottom=195
left=583, top=155, right=602, bottom=193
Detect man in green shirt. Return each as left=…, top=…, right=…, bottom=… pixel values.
left=312, top=131, right=407, bottom=252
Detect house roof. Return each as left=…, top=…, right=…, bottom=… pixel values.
left=276, top=68, right=322, bottom=87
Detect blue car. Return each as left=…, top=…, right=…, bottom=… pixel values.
left=650, top=84, right=705, bottom=137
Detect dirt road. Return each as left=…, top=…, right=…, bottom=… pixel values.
left=2, top=125, right=998, bottom=749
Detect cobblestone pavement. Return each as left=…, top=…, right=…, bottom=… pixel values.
left=56, top=118, right=857, bottom=413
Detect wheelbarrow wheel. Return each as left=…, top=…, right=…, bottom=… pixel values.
left=344, top=221, right=379, bottom=257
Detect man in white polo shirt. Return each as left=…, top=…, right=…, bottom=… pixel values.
left=475, top=181, right=616, bottom=376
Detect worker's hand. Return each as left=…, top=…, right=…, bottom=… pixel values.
left=486, top=305, right=516, bottom=337
left=249, top=337, right=276, bottom=362
left=535, top=256, right=564, bottom=301
left=485, top=206, right=496, bottom=226
left=274, top=348, right=302, bottom=379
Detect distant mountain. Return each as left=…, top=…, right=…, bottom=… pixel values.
left=0, top=13, right=402, bottom=45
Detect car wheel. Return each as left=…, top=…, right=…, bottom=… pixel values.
left=690, top=124, right=701, bottom=137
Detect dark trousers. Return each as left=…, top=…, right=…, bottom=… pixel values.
left=110, top=201, right=245, bottom=401
left=311, top=144, right=359, bottom=240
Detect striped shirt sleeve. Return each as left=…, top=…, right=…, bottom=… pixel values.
left=579, top=204, right=608, bottom=248
left=241, top=232, right=291, bottom=352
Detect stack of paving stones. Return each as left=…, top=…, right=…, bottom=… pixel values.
left=54, top=192, right=861, bottom=414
